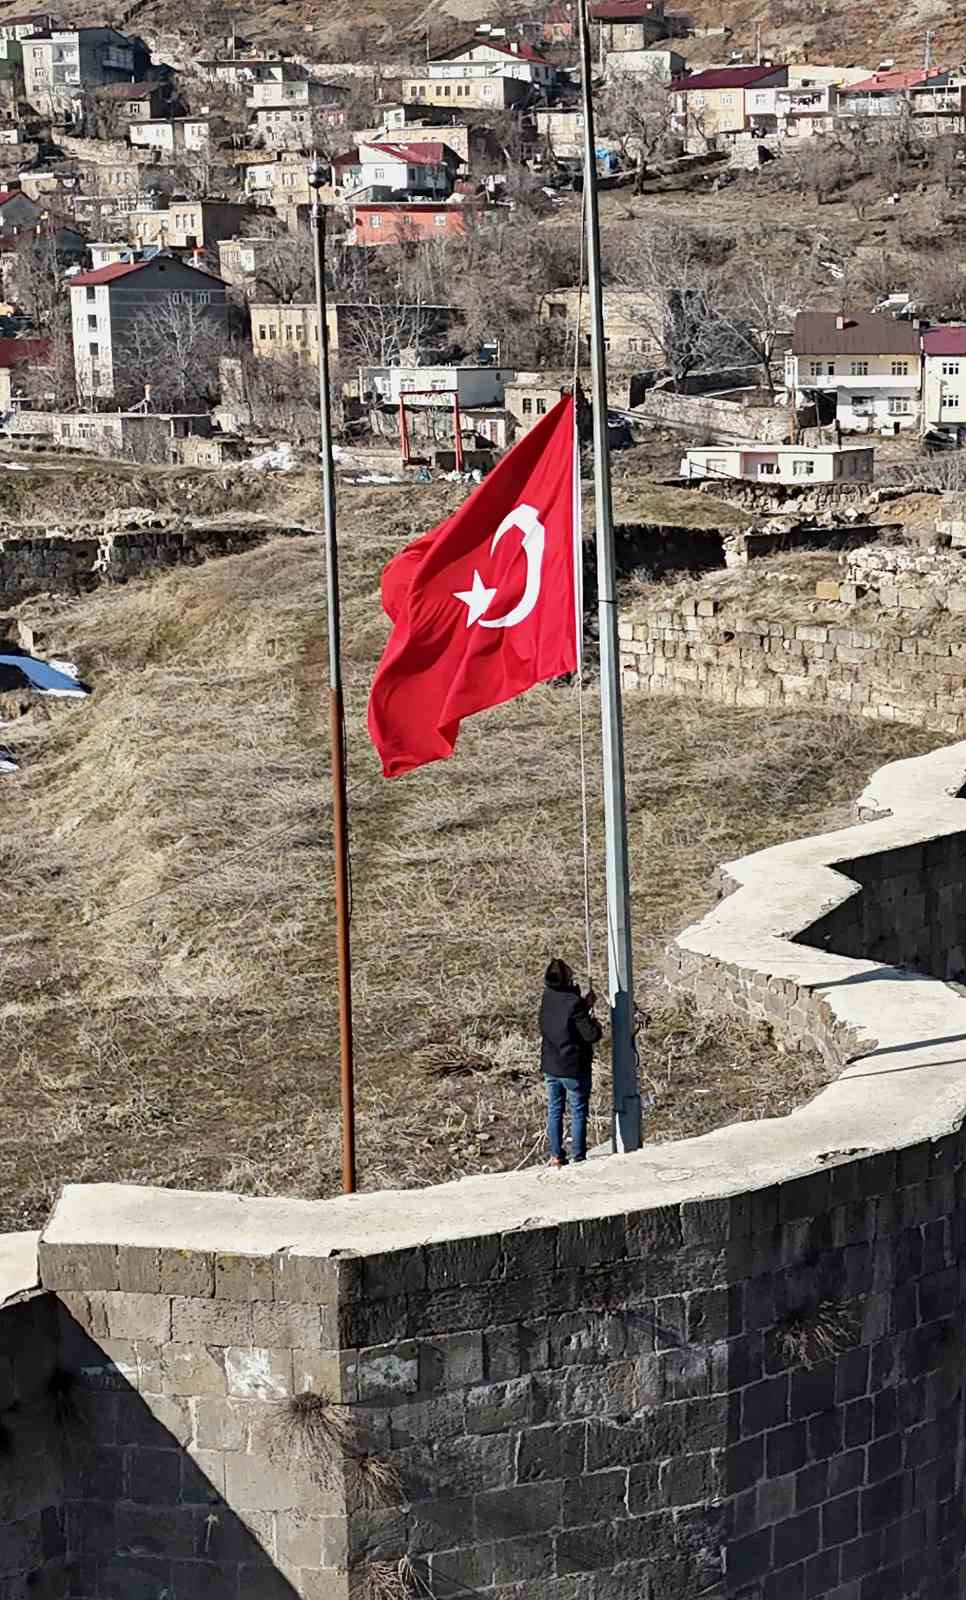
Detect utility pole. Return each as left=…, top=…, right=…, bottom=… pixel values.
left=309, top=160, right=357, bottom=1195
left=577, top=0, right=642, bottom=1155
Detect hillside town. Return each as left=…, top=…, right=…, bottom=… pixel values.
left=0, top=5, right=961, bottom=476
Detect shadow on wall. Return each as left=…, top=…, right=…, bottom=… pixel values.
left=2, top=1299, right=303, bottom=1600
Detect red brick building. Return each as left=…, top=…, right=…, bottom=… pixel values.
left=350, top=201, right=482, bottom=247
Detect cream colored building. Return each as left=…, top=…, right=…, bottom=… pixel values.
left=540, top=286, right=662, bottom=360
left=401, top=72, right=529, bottom=110
left=504, top=374, right=568, bottom=432
left=128, top=200, right=252, bottom=251
left=670, top=64, right=788, bottom=140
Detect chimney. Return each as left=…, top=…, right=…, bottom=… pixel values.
left=835, top=314, right=845, bottom=330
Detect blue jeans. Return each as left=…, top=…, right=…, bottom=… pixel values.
left=546, top=1074, right=591, bottom=1162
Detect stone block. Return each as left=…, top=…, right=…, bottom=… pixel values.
left=418, top=1330, right=484, bottom=1391
left=159, top=1250, right=215, bottom=1297
left=361, top=1248, right=426, bottom=1300
left=127, top=1445, right=182, bottom=1506
left=517, top=1421, right=586, bottom=1483
left=276, top=1508, right=325, bottom=1566
left=696, top=599, right=717, bottom=617
left=194, top=1395, right=252, bottom=1451
left=424, top=1234, right=502, bottom=1290
left=105, top=1292, right=172, bottom=1343
left=356, top=1344, right=418, bottom=1400
left=161, top=1342, right=226, bottom=1397
left=39, top=1242, right=118, bottom=1291
left=815, top=581, right=841, bottom=601
left=285, top=1570, right=350, bottom=1600
left=171, top=1296, right=252, bottom=1346
left=465, top=1376, right=532, bottom=1435
left=476, top=1480, right=562, bottom=1540
left=117, top=1247, right=161, bottom=1293
left=491, top=1532, right=555, bottom=1584
left=253, top=1301, right=324, bottom=1350
left=293, top=1349, right=345, bottom=1400
left=274, top=1252, right=342, bottom=1305
left=225, top=1345, right=293, bottom=1401
left=226, top=1451, right=343, bottom=1514
left=215, top=1253, right=275, bottom=1300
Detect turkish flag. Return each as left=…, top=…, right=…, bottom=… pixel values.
left=368, top=394, right=577, bottom=778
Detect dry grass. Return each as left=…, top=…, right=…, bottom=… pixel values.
left=263, top=1392, right=357, bottom=1490
left=774, top=1302, right=860, bottom=1369
left=0, top=489, right=944, bottom=1227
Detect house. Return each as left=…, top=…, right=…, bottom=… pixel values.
left=0, top=182, right=39, bottom=231
left=605, top=46, right=685, bottom=78
left=21, top=27, right=139, bottom=116
left=540, top=3, right=577, bottom=44
left=355, top=117, right=480, bottom=166
left=252, top=98, right=345, bottom=151
left=532, top=106, right=585, bottom=159
left=0, top=333, right=51, bottom=411
left=127, top=199, right=252, bottom=252
left=198, top=55, right=305, bottom=89
left=97, top=80, right=171, bottom=122
left=128, top=115, right=221, bottom=156
left=0, top=15, right=60, bottom=42
left=669, top=64, right=789, bottom=142
left=6, top=406, right=214, bottom=459
left=88, top=240, right=153, bottom=268
left=249, top=300, right=455, bottom=362
left=504, top=373, right=569, bottom=432
left=428, top=36, right=557, bottom=90
left=402, top=69, right=531, bottom=110
left=785, top=311, right=922, bottom=433
left=680, top=441, right=874, bottom=485
left=68, top=255, right=228, bottom=399
left=540, top=286, right=662, bottom=359
left=921, top=326, right=966, bottom=439
left=591, top=0, right=667, bottom=51
left=239, top=154, right=312, bottom=213
left=217, top=236, right=278, bottom=290
left=332, top=141, right=461, bottom=202
left=246, top=76, right=344, bottom=108
left=836, top=67, right=965, bottom=122
left=350, top=201, right=480, bottom=247
left=359, top=364, right=512, bottom=408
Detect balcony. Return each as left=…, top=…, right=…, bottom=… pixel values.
left=796, top=370, right=919, bottom=390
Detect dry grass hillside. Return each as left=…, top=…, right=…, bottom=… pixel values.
left=0, top=482, right=942, bottom=1229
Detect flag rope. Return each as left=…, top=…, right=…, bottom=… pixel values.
left=573, top=179, right=594, bottom=989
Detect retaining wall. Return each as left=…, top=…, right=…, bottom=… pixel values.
left=619, top=595, right=966, bottom=736
left=8, top=744, right=966, bottom=1598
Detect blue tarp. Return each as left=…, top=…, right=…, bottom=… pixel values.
left=0, top=654, right=89, bottom=697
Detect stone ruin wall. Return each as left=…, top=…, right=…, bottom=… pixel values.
left=6, top=740, right=966, bottom=1600
left=619, top=595, right=966, bottom=737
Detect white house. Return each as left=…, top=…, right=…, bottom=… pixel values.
left=332, top=140, right=460, bottom=201
left=128, top=116, right=218, bottom=156
left=785, top=311, right=922, bottom=433
left=921, top=325, right=966, bottom=439
left=681, top=442, right=875, bottom=485
left=360, top=365, right=514, bottom=408
left=428, top=37, right=556, bottom=89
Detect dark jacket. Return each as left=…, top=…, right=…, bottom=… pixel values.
left=539, top=982, right=602, bottom=1078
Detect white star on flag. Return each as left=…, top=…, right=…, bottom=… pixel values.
left=453, top=570, right=497, bottom=627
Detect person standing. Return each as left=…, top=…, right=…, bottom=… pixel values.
left=539, top=959, right=603, bottom=1167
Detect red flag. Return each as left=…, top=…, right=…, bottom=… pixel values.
left=368, top=394, right=577, bottom=778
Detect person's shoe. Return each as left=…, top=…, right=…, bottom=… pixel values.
left=549, top=1155, right=567, bottom=1168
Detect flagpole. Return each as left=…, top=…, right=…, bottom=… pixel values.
left=309, top=161, right=357, bottom=1195
left=577, top=0, right=642, bottom=1154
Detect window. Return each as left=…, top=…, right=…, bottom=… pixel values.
left=942, top=359, right=960, bottom=376
left=536, top=398, right=547, bottom=415
left=269, top=325, right=277, bottom=339
left=258, top=324, right=267, bottom=340
left=851, top=396, right=872, bottom=414
left=889, top=397, right=912, bottom=415
left=719, top=92, right=735, bottom=106
left=891, top=360, right=909, bottom=376
left=792, top=458, right=815, bottom=477
left=86, top=285, right=95, bottom=301
left=87, top=314, right=96, bottom=330
left=434, top=214, right=446, bottom=227
left=944, top=392, right=960, bottom=408
left=522, top=397, right=533, bottom=414
left=758, top=461, right=778, bottom=475
left=371, top=215, right=381, bottom=228
left=808, top=360, right=822, bottom=376
left=285, top=325, right=293, bottom=340
left=826, top=362, right=834, bottom=375
left=849, top=360, right=868, bottom=376
left=628, top=338, right=641, bottom=352
left=706, top=457, right=727, bottom=474
left=89, top=341, right=99, bottom=356
left=295, top=325, right=304, bottom=342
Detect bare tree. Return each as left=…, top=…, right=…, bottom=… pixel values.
left=339, top=298, right=439, bottom=367
left=252, top=230, right=315, bottom=303
left=120, top=297, right=233, bottom=411
left=7, top=230, right=68, bottom=331
left=614, top=221, right=743, bottom=389
left=596, top=66, right=674, bottom=191
left=718, top=250, right=810, bottom=394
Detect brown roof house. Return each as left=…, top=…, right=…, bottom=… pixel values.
left=785, top=311, right=922, bottom=433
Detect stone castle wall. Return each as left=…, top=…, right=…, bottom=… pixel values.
left=6, top=745, right=966, bottom=1600
left=619, top=595, right=966, bottom=736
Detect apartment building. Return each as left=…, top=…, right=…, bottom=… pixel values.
left=22, top=27, right=138, bottom=115
left=921, top=326, right=966, bottom=439
left=69, top=254, right=227, bottom=398
left=127, top=199, right=252, bottom=251
left=786, top=311, right=922, bottom=432
left=128, top=115, right=221, bottom=156
left=669, top=64, right=789, bottom=140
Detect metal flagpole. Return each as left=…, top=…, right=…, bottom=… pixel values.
left=577, top=0, right=642, bottom=1154
left=309, top=161, right=357, bottom=1194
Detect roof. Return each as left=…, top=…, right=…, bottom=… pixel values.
left=791, top=311, right=921, bottom=356
left=352, top=199, right=482, bottom=212
left=438, top=33, right=547, bottom=64
left=96, top=80, right=159, bottom=99
left=844, top=67, right=948, bottom=94
left=0, top=335, right=50, bottom=365
left=70, top=257, right=224, bottom=287
left=0, top=187, right=34, bottom=207
left=590, top=0, right=664, bottom=16
left=363, top=140, right=456, bottom=164
left=671, top=64, right=785, bottom=90
left=922, top=326, right=966, bottom=357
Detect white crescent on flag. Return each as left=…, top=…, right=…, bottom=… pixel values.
left=453, top=503, right=546, bottom=630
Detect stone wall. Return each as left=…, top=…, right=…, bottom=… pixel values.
left=0, top=1292, right=65, bottom=1599
left=8, top=743, right=966, bottom=1598
left=634, top=387, right=790, bottom=442
left=619, top=595, right=966, bottom=736
left=0, top=523, right=310, bottom=608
